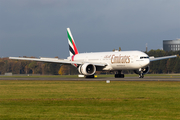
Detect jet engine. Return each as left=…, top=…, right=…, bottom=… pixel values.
left=134, top=66, right=150, bottom=75
left=78, top=63, right=96, bottom=75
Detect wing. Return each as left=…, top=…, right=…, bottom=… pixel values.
left=150, top=55, right=177, bottom=62
left=9, top=57, right=107, bottom=67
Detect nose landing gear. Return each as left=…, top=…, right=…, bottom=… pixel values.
left=139, top=73, right=144, bottom=78
left=139, top=68, right=144, bottom=78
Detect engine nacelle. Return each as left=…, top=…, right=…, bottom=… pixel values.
left=78, top=63, right=96, bottom=75
left=134, top=66, right=150, bottom=75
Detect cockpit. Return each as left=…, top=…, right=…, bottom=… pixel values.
left=140, top=56, right=149, bottom=59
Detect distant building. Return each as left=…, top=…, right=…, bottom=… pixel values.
left=163, top=39, right=180, bottom=51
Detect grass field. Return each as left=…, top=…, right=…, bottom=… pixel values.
left=0, top=80, right=180, bottom=119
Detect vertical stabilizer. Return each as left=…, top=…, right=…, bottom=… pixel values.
left=67, top=28, right=79, bottom=56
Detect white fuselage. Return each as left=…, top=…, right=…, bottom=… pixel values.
left=70, top=50, right=150, bottom=71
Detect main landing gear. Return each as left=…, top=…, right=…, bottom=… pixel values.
left=115, top=71, right=124, bottom=78
left=85, top=75, right=94, bottom=78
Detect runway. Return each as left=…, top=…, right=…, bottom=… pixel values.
left=0, top=76, right=180, bottom=81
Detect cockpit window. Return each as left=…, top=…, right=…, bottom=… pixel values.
left=140, top=56, right=149, bottom=59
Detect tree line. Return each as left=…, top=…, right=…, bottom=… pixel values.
left=147, top=49, right=180, bottom=73
left=0, top=57, right=78, bottom=75
left=0, top=49, right=180, bottom=75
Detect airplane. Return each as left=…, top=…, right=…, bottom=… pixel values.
left=9, top=28, right=177, bottom=78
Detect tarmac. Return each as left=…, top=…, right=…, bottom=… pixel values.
left=0, top=76, right=180, bottom=81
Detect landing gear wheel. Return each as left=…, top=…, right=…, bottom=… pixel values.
left=115, top=74, right=124, bottom=78
left=114, top=70, right=124, bottom=78
left=85, top=75, right=94, bottom=78
left=139, top=74, right=144, bottom=78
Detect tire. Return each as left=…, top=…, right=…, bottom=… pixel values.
left=85, top=75, right=94, bottom=78
left=115, top=74, right=124, bottom=78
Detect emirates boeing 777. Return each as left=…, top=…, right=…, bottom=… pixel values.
left=9, top=28, right=177, bottom=78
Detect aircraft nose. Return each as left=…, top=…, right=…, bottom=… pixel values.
left=139, top=58, right=150, bottom=68
left=147, top=58, right=150, bottom=65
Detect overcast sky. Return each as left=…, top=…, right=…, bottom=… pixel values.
left=0, top=0, right=180, bottom=58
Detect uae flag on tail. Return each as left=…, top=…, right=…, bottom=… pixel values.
left=67, top=28, right=78, bottom=56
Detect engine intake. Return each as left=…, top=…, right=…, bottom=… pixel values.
left=78, top=63, right=96, bottom=75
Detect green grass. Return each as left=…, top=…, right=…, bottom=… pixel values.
left=0, top=80, right=180, bottom=119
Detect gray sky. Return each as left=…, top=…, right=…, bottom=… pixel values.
left=0, top=0, right=180, bottom=58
